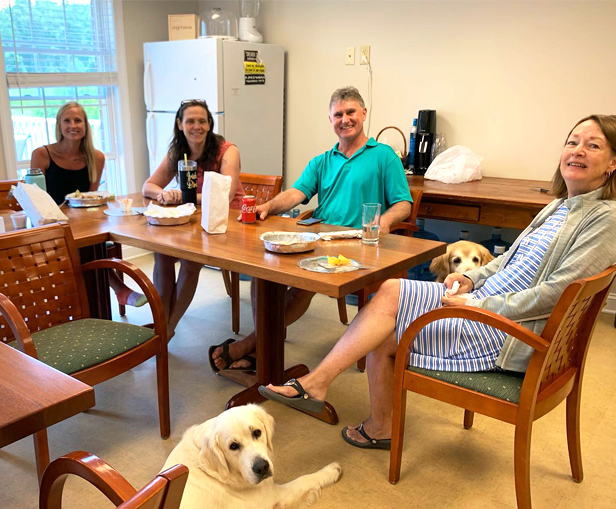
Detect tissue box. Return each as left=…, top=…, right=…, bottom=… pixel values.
left=168, top=14, right=199, bottom=41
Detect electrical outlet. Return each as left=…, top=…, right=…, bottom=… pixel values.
left=360, top=45, right=370, bottom=65
left=345, top=46, right=355, bottom=65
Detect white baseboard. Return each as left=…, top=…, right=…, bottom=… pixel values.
left=121, top=246, right=151, bottom=261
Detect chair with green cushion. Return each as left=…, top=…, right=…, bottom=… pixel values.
left=0, top=222, right=170, bottom=481
left=389, top=265, right=616, bottom=509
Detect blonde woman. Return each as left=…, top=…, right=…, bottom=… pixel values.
left=30, top=102, right=146, bottom=308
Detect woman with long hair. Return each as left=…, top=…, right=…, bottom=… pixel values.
left=143, top=100, right=244, bottom=338
left=31, top=101, right=146, bottom=308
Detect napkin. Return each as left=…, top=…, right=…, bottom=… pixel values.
left=319, top=230, right=363, bottom=241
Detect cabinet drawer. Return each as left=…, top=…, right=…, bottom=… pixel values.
left=418, top=201, right=480, bottom=222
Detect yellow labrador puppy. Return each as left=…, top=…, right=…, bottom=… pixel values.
left=162, top=404, right=341, bottom=508
left=429, top=240, right=494, bottom=283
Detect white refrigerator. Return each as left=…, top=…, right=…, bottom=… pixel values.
left=144, top=39, right=284, bottom=179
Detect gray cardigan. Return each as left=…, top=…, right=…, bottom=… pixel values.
left=463, top=187, right=616, bottom=372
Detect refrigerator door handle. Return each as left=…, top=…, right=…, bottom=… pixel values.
left=144, top=60, right=153, bottom=110
left=146, top=112, right=156, bottom=162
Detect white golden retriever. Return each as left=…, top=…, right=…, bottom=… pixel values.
left=162, top=404, right=341, bottom=509
left=429, top=240, right=494, bottom=282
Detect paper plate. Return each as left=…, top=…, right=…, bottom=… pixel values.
left=298, top=256, right=361, bottom=273
left=104, top=208, right=140, bottom=217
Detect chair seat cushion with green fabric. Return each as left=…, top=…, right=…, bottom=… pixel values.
left=408, top=366, right=525, bottom=404
left=10, top=319, right=155, bottom=375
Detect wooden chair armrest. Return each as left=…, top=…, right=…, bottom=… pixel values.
left=390, top=222, right=419, bottom=236
left=296, top=209, right=313, bottom=221
left=394, top=305, right=550, bottom=379
left=39, top=451, right=137, bottom=509
left=0, top=293, right=38, bottom=358
left=80, top=259, right=168, bottom=343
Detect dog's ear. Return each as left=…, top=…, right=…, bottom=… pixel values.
left=196, top=420, right=230, bottom=482
left=429, top=251, right=451, bottom=281
left=478, top=244, right=495, bottom=265
left=255, top=406, right=275, bottom=453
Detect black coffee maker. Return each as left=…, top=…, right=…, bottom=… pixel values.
left=413, top=109, right=437, bottom=176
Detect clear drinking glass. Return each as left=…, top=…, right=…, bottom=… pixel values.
left=362, top=203, right=381, bottom=245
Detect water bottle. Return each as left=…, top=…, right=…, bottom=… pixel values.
left=494, top=244, right=507, bottom=256
left=24, top=168, right=47, bottom=192
left=406, top=118, right=417, bottom=170
left=408, top=218, right=439, bottom=281
left=479, top=227, right=512, bottom=253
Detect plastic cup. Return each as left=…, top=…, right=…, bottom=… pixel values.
left=10, top=211, right=27, bottom=229
left=178, top=160, right=198, bottom=205
left=362, top=203, right=381, bottom=245
left=117, top=198, right=133, bottom=213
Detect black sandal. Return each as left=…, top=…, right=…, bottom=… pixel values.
left=208, top=338, right=235, bottom=373
left=258, top=378, right=325, bottom=413
left=341, top=423, right=391, bottom=450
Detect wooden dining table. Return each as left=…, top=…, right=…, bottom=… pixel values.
left=55, top=194, right=446, bottom=423
left=0, top=342, right=95, bottom=448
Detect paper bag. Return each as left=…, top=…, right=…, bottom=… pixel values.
left=13, top=182, right=68, bottom=226
left=424, top=145, right=483, bottom=184
left=201, top=172, right=232, bottom=234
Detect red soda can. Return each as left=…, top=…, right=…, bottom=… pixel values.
left=241, top=195, right=257, bottom=223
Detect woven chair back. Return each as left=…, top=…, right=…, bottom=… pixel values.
left=0, top=223, right=87, bottom=343
left=0, top=180, right=23, bottom=211
left=538, top=265, right=616, bottom=393
left=240, top=173, right=283, bottom=205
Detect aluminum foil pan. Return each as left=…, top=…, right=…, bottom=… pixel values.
left=146, top=215, right=191, bottom=226
left=260, top=231, right=320, bottom=254
left=65, top=191, right=111, bottom=208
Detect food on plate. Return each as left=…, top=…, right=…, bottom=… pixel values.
left=142, top=203, right=196, bottom=218
left=65, top=190, right=112, bottom=200
left=326, top=254, right=351, bottom=266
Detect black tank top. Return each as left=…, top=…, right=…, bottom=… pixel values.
left=44, top=146, right=91, bottom=204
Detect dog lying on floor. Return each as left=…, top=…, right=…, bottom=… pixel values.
left=162, top=404, right=341, bottom=509
left=429, top=240, right=494, bottom=283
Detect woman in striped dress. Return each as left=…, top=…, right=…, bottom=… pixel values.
left=260, top=114, right=616, bottom=449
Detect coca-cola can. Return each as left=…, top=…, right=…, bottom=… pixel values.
left=241, top=195, right=257, bottom=223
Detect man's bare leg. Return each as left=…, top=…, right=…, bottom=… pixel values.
left=211, top=283, right=316, bottom=370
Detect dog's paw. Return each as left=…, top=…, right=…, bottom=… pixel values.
left=319, top=462, right=342, bottom=486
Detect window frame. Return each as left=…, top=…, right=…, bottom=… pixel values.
left=0, top=0, right=134, bottom=195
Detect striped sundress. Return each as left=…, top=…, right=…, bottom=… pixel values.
left=396, top=203, right=568, bottom=372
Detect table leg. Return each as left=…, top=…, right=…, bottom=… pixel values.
left=79, top=243, right=111, bottom=320
left=225, top=278, right=339, bottom=424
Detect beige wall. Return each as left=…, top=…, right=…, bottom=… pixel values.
left=205, top=0, right=615, bottom=188
left=121, top=0, right=199, bottom=188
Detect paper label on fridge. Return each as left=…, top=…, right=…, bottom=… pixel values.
left=244, top=50, right=265, bottom=85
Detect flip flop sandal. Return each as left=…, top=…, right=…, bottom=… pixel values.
left=225, top=354, right=257, bottom=372
left=258, top=378, right=325, bottom=414
left=208, top=338, right=235, bottom=373
left=341, top=423, right=391, bottom=450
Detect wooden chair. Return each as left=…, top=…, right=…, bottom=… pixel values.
left=389, top=265, right=616, bottom=509
left=40, top=451, right=188, bottom=509
left=222, top=172, right=283, bottom=333
left=0, top=179, right=23, bottom=210
left=0, top=223, right=170, bottom=481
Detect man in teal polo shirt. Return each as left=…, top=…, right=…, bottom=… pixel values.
left=210, top=86, right=412, bottom=371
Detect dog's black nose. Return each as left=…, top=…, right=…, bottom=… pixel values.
left=252, top=458, right=270, bottom=477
